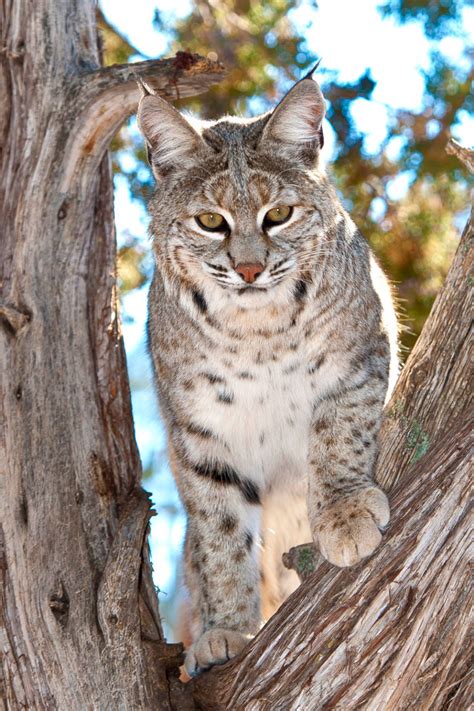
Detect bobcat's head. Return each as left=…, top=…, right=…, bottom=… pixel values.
left=138, top=74, right=339, bottom=310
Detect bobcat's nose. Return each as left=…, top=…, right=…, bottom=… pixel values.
left=235, top=262, right=264, bottom=284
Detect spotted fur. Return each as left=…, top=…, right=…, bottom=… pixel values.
left=138, top=75, right=398, bottom=676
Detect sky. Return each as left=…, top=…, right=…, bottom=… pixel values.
left=100, top=0, right=473, bottom=639
left=101, top=0, right=473, bottom=131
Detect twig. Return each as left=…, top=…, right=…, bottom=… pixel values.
left=446, top=138, right=474, bottom=174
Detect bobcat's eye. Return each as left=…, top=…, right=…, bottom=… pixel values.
left=263, top=205, right=293, bottom=227
left=196, top=212, right=228, bottom=232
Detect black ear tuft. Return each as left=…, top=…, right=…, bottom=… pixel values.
left=135, top=75, right=152, bottom=98
left=301, top=58, right=322, bottom=82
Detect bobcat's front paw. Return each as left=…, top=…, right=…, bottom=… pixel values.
left=185, top=628, right=250, bottom=677
left=315, top=487, right=389, bottom=567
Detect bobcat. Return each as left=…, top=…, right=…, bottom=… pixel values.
left=137, top=70, right=398, bottom=677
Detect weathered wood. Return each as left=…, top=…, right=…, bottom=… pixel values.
left=0, top=2, right=221, bottom=708
left=375, top=208, right=472, bottom=492
left=61, top=53, right=224, bottom=195
left=446, top=137, right=474, bottom=174
left=193, top=421, right=470, bottom=710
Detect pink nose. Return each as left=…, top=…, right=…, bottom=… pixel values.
left=235, top=262, right=264, bottom=284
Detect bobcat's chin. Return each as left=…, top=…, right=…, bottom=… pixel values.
left=227, top=284, right=289, bottom=309
left=209, top=273, right=296, bottom=309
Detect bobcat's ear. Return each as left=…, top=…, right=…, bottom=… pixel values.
left=137, top=92, right=204, bottom=179
left=260, top=76, right=326, bottom=163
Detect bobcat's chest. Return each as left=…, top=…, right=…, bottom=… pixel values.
left=237, top=360, right=314, bottom=488
left=190, top=345, right=318, bottom=491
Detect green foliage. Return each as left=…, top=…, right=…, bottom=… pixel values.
left=167, top=0, right=315, bottom=117
left=100, top=0, right=472, bottom=356
left=117, top=237, right=148, bottom=295
left=328, top=45, right=471, bottom=352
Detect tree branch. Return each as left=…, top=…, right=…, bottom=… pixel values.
left=192, top=419, right=471, bottom=709
left=97, top=488, right=155, bottom=644
left=375, top=205, right=472, bottom=492
left=88, top=53, right=225, bottom=105
left=446, top=138, right=474, bottom=174
left=60, top=53, right=225, bottom=192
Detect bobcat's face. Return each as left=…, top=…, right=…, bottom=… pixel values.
left=150, top=150, right=325, bottom=303
left=139, top=75, right=329, bottom=308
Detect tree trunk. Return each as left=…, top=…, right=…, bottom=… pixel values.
left=191, top=194, right=473, bottom=709
left=1, top=1, right=471, bottom=708
left=0, top=3, right=222, bottom=709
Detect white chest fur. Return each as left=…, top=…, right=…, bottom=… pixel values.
left=187, top=335, right=338, bottom=496
left=229, top=361, right=311, bottom=488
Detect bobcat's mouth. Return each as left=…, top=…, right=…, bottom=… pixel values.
left=237, top=286, right=267, bottom=295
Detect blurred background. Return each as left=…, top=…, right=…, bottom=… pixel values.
left=98, top=0, right=473, bottom=640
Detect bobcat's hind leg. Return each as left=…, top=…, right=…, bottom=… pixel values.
left=260, top=492, right=311, bottom=621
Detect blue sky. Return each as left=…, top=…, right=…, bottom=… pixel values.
left=101, top=0, right=473, bottom=639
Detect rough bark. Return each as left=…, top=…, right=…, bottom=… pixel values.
left=193, top=421, right=470, bottom=710
left=0, top=2, right=221, bottom=709
left=375, top=204, right=472, bottom=493
left=191, top=192, right=473, bottom=707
